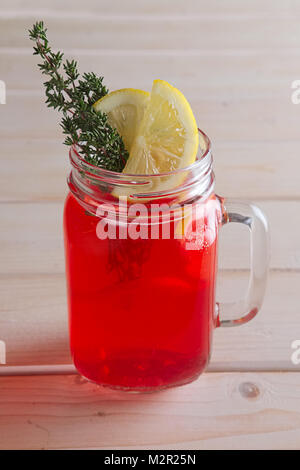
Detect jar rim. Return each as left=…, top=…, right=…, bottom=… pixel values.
left=69, top=128, right=211, bottom=180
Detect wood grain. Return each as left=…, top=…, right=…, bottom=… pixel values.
left=0, top=270, right=299, bottom=370
left=1, top=93, right=299, bottom=143
left=212, top=271, right=300, bottom=372
left=2, top=0, right=300, bottom=17
left=3, top=49, right=297, bottom=96
left=0, top=200, right=298, bottom=275
left=3, top=14, right=300, bottom=51
left=0, top=273, right=70, bottom=366
left=1, top=139, right=299, bottom=202
left=0, top=372, right=299, bottom=449
left=0, top=0, right=298, bottom=450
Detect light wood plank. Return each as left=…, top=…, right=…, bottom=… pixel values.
left=1, top=139, right=299, bottom=202
left=2, top=13, right=300, bottom=51
left=0, top=140, right=68, bottom=203
left=219, top=197, right=300, bottom=269
left=1, top=93, right=299, bottom=143
left=0, top=201, right=298, bottom=275
left=2, top=0, right=300, bottom=17
left=212, top=271, right=300, bottom=371
left=0, top=372, right=299, bottom=449
left=2, top=0, right=300, bottom=18
left=0, top=271, right=299, bottom=369
left=0, top=273, right=70, bottom=366
left=0, top=202, right=65, bottom=275
left=213, top=140, right=300, bottom=201
left=2, top=50, right=297, bottom=97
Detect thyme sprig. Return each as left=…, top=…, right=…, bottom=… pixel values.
left=29, top=21, right=128, bottom=172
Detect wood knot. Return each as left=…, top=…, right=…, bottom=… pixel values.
left=239, top=381, right=260, bottom=399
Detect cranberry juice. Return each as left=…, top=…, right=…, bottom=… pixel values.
left=64, top=193, right=220, bottom=390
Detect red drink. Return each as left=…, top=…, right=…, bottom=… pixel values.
left=64, top=129, right=269, bottom=391
left=64, top=191, right=221, bottom=390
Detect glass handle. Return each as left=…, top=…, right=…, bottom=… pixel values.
left=216, top=198, right=270, bottom=328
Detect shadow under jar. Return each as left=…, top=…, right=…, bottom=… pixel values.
left=64, top=130, right=269, bottom=391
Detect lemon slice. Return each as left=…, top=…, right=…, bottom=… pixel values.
left=93, top=88, right=150, bottom=152
left=123, top=79, right=199, bottom=175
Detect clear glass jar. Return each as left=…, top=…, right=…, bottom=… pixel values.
left=64, top=130, right=269, bottom=391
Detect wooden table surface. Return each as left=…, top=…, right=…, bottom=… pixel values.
left=0, top=0, right=300, bottom=450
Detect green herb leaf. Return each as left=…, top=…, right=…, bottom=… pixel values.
left=28, top=21, right=129, bottom=172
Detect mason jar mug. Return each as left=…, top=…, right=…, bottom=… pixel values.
left=64, top=130, right=269, bottom=391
